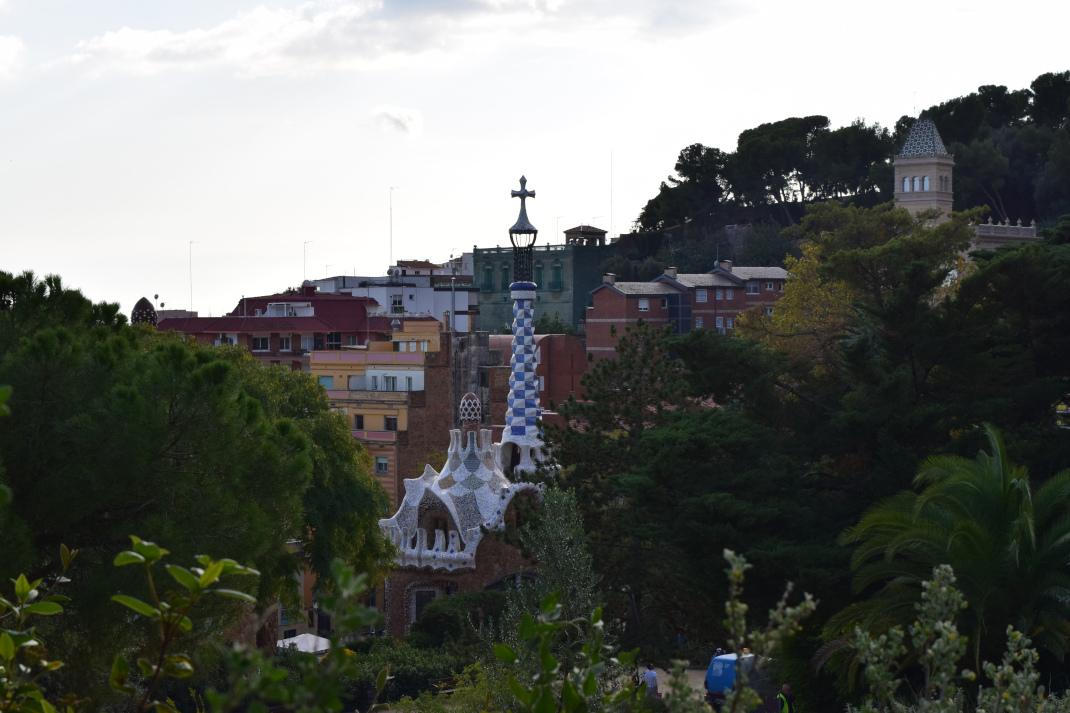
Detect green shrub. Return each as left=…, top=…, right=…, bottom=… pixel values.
left=409, top=590, right=507, bottom=650
left=340, top=640, right=464, bottom=708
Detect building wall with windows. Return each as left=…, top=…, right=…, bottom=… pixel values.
left=313, top=276, right=478, bottom=332
left=158, top=285, right=388, bottom=371
left=473, top=239, right=617, bottom=333
left=585, top=262, right=787, bottom=361
left=657, top=262, right=786, bottom=335
left=584, top=278, right=676, bottom=361
left=310, top=329, right=460, bottom=509
left=312, top=351, right=419, bottom=507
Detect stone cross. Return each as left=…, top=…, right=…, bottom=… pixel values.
left=511, top=175, right=535, bottom=210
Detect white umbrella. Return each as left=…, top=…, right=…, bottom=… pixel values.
left=276, top=632, right=330, bottom=654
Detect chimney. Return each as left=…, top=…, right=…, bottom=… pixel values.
left=602, top=273, right=616, bottom=285
left=718, top=259, right=733, bottom=272
left=664, top=266, right=678, bottom=279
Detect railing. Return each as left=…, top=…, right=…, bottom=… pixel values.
left=310, top=351, right=425, bottom=365
left=973, top=220, right=1038, bottom=241
left=328, top=389, right=412, bottom=402
left=351, top=430, right=398, bottom=443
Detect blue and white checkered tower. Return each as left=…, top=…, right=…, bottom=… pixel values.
left=499, top=176, right=546, bottom=477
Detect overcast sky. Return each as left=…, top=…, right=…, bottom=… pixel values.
left=1, top=0, right=1066, bottom=316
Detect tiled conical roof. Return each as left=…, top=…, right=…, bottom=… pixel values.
left=897, top=118, right=949, bottom=158
left=131, top=297, right=157, bottom=326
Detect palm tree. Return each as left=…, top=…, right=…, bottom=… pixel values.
left=826, top=424, right=1070, bottom=673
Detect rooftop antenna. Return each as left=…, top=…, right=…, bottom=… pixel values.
left=389, top=186, right=399, bottom=267
left=188, top=241, right=197, bottom=311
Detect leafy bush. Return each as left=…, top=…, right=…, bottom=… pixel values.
left=338, top=640, right=464, bottom=707
left=408, top=590, right=506, bottom=650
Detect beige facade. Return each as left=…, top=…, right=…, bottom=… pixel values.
left=892, top=117, right=1039, bottom=251
left=893, top=155, right=954, bottom=219
left=892, top=118, right=955, bottom=221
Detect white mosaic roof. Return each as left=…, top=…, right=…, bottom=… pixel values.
left=379, top=427, right=540, bottom=572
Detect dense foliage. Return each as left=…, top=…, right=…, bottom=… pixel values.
left=619, top=70, right=1070, bottom=280
left=831, top=425, right=1070, bottom=673
left=546, top=200, right=1070, bottom=708
left=0, top=271, right=390, bottom=699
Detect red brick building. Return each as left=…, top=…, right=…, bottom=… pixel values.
left=486, top=333, right=587, bottom=432
left=585, top=261, right=788, bottom=360
left=158, top=284, right=389, bottom=370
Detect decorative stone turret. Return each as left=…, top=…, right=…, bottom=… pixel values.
left=893, top=118, right=955, bottom=220
left=378, top=395, right=539, bottom=572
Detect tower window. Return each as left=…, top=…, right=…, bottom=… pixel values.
left=923, top=176, right=930, bottom=191
left=912, top=176, right=920, bottom=192
left=902, top=177, right=910, bottom=193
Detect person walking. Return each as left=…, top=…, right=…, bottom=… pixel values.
left=642, top=663, right=660, bottom=700
left=776, top=683, right=796, bottom=713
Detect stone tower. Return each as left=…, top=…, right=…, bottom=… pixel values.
left=893, top=118, right=954, bottom=220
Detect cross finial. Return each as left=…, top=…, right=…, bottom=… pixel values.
left=511, top=175, right=535, bottom=208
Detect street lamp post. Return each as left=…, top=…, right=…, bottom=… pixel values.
left=508, top=176, right=538, bottom=283
left=499, top=175, right=546, bottom=478
left=450, top=274, right=457, bottom=333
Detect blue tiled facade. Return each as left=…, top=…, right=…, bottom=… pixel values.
left=505, top=281, right=540, bottom=439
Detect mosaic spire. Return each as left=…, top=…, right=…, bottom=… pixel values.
left=500, top=176, right=545, bottom=477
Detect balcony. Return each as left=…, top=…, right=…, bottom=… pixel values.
left=327, top=389, right=413, bottom=403
left=351, top=430, right=398, bottom=443
left=311, top=351, right=425, bottom=366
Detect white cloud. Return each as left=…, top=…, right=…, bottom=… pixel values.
left=374, top=105, right=423, bottom=134
left=64, top=0, right=732, bottom=77
left=0, top=35, right=24, bottom=79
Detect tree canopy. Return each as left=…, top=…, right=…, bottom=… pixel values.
left=548, top=200, right=1070, bottom=706
left=628, top=70, right=1070, bottom=279
left=0, top=270, right=390, bottom=695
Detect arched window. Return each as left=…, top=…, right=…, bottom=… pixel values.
left=923, top=176, right=930, bottom=191
left=913, top=176, right=921, bottom=192
left=902, top=176, right=910, bottom=192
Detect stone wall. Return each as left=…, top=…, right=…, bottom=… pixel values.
left=382, top=534, right=532, bottom=637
